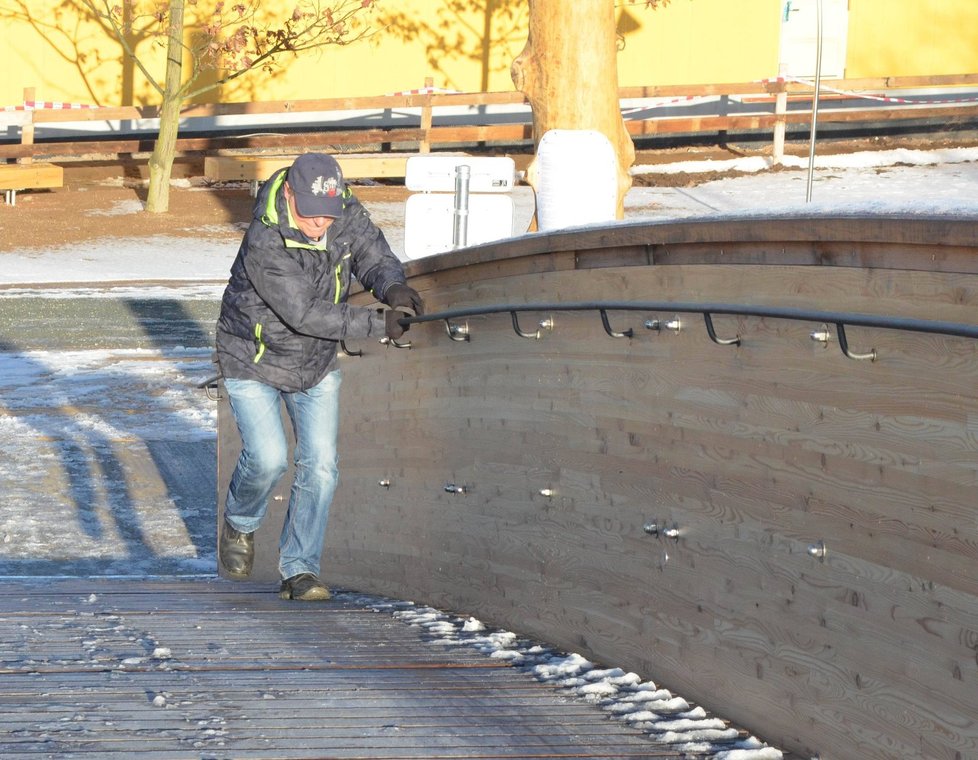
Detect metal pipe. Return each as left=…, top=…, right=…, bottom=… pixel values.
left=452, top=164, right=471, bottom=249
left=400, top=300, right=978, bottom=342
left=703, top=312, right=741, bottom=346
left=805, top=0, right=824, bottom=203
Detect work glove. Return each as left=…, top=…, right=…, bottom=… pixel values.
left=384, top=283, right=425, bottom=316
left=384, top=309, right=410, bottom=340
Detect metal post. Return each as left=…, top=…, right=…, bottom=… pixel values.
left=452, top=164, right=471, bottom=249
left=805, top=0, right=824, bottom=203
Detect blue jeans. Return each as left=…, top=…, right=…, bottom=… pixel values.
left=223, top=371, right=342, bottom=580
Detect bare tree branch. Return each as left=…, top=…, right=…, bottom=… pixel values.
left=78, top=0, right=167, bottom=97
left=0, top=0, right=377, bottom=211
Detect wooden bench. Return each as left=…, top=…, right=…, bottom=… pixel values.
left=0, top=162, right=64, bottom=205
left=204, top=152, right=468, bottom=195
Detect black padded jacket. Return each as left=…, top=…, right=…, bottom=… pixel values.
left=215, top=167, right=406, bottom=392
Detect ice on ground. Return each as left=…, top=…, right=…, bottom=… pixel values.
left=0, top=348, right=217, bottom=576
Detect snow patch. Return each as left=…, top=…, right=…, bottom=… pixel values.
left=346, top=594, right=783, bottom=759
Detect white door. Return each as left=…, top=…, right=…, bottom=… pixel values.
left=779, top=0, right=849, bottom=79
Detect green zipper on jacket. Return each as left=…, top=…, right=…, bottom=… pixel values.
left=333, top=253, right=352, bottom=304
left=253, top=323, right=266, bottom=363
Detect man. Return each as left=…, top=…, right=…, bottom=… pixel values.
left=215, top=152, right=423, bottom=601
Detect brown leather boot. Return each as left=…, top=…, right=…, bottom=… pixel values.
left=279, top=573, right=331, bottom=601
left=219, top=519, right=254, bottom=578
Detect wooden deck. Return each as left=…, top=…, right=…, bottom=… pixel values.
left=0, top=577, right=712, bottom=759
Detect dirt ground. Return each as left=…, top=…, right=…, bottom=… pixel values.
left=1, top=133, right=972, bottom=252
left=0, top=169, right=425, bottom=253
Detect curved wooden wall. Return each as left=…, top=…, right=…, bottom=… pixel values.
left=219, top=215, right=978, bottom=760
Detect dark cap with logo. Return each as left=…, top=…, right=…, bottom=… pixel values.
left=287, top=153, right=345, bottom=218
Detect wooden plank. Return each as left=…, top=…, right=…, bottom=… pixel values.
left=28, top=91, right=530, bottom=123
left=395, top=217, right=978, bottom=279
left=782, top=72, right=978, bottom=92
left=0, top=128, right=432, bottom=161
left=0, top=161, right=62, bottom=190
left=0, top=578, right=709, bottom=760
left=620, top=73, right=978, bottom=99
left=793, top=103, right=978, bottom=125
left=203, top=152, right=468, bottom=182
left=625, top=102, right=978, bottom=138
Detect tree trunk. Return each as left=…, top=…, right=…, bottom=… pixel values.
left=145, top=0, right=185, bottom=214
left=511, top=0, right=634, bottom=221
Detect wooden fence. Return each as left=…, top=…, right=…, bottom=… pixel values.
left=2, top=73, right=978, bottom=165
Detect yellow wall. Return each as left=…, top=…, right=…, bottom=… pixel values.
left=0, top=0, right=528, bottom=105
left=2, top=0, right=977, bottom=107
left=846, top=1, right=978, bottom=77
left=616, top=0, right=781, bottom=86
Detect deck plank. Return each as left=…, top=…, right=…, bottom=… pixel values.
left=0, top=577, right=689, bottom=760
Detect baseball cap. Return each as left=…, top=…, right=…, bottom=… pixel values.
left=287, top=153, right=345, bottom=218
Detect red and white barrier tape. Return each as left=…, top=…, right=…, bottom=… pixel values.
left=621, top=94, right=717, bottom=114
left=387, top=86, right=461, bottom=96
left=3, top=100, right=99, bottom=111
left=759, top=76, right=978, bottom=105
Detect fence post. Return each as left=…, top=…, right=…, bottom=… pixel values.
left=20, top=86, right=35, bottom=165
left=420, top=76, right=433, bottom=154
left=772, top=75, right=787, bottom=164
